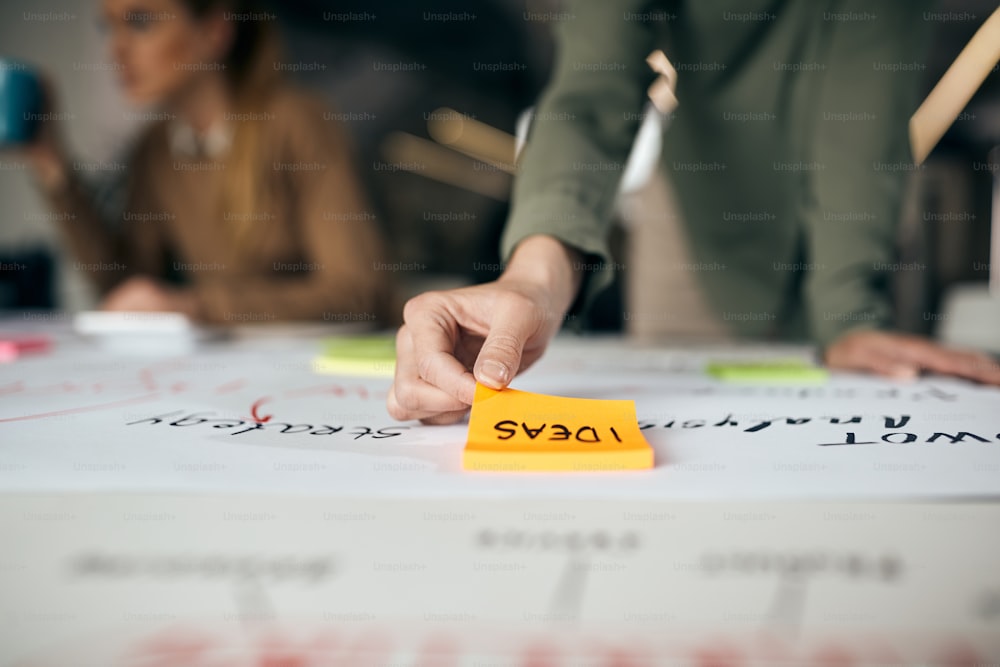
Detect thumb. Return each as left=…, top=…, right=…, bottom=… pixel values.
left=473, top=297, right=540, bottom=390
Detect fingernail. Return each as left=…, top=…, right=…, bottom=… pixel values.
left=889, top=365, right=918, bottom=381
left=478, top=360, right=510, bottom=388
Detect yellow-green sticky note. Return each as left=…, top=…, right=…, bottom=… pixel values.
left=706, top=359, right=828, bottom=384
left=312, top=336, right=396, bottom=377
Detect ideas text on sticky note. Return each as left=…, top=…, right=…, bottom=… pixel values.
left=464, top=384, right=655, bottom=472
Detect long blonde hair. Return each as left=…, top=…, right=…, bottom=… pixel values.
left=182, top=0, right=281, bottom=253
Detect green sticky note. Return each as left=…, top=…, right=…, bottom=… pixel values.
left=706, top=359, right=828, bottom=384
left=312, top=336, right=396, bottom=377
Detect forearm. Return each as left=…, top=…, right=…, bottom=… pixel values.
left=39, top=165, right=128, bottom=293
left=500, top=0, right=655, bottom=316
left=803, top=0, right=933, bottom=347
left=500, top=234, right=583, bottom=318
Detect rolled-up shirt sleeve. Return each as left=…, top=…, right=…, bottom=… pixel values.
left=501, top=0, right=660, bottom=293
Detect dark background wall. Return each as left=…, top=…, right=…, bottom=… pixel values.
left=0, top=0, right=996, bottom=331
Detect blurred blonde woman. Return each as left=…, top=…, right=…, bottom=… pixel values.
left=24, top=0, right=391, bottom=324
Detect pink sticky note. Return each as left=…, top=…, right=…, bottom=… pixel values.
left=0, top=335, right=52, bottom=362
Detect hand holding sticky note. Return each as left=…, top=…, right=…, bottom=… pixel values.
left=464, top=384, right=654, bottom=472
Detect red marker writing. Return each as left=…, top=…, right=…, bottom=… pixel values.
left=250, top=397, right=273, bottom=423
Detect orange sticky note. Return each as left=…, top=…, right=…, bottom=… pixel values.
left=463, top=384, right=655, bottom=472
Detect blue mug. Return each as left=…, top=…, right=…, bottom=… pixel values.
left=0, top=58, right=43, bottom=146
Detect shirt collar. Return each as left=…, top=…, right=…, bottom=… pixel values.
left=167, top=118, right=233, bottom=159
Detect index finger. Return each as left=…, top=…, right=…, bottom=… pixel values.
left=403, top=293, right=477, bottom=405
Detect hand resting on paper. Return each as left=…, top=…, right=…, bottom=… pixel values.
left=825, top=329, right=1000, bottom=385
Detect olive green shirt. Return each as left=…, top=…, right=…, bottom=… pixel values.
left=502, top=0, right=933, bottom=346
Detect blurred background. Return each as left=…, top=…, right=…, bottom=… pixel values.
left=0, top=0, right=997, bottom=334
